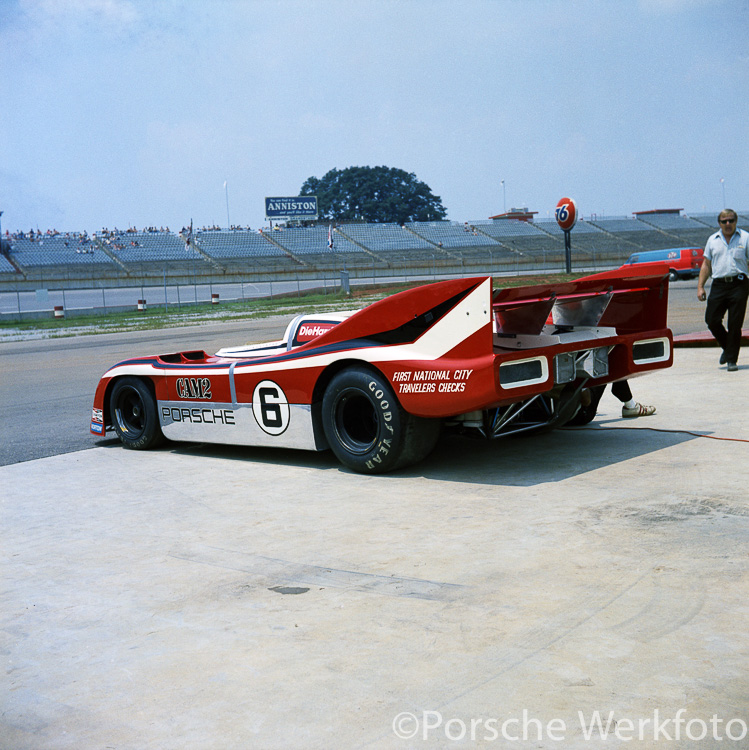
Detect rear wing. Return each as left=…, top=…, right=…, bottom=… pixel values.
left=493, top=270, right=669, bottom=336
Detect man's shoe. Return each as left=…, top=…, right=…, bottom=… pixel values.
left=622, top=402, right=656, bottom=418
left=720, top=350, right=728, bottom=365
left=727, top=362, right=739, bottom=372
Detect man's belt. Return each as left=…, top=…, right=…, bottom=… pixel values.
left=714, top=274, right=747, bottom=282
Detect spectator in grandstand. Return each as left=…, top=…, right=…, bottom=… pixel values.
left=697, top=209, right=749, bottom=372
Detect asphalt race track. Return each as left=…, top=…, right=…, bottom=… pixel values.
left=0, top=316, right=290, bottom=466
left=2, top=277, right=748, bottom=750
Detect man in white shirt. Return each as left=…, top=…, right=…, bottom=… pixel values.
left=697, top=209, right=749, bottom=371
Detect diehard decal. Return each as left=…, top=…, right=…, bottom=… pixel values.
left=296, top=322, right=336, bottom=341
left=176, top=377, right=212, bottom=400
left=252, top=380, right=290, bottom=436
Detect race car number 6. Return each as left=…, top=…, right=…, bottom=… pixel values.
left=252, top=380, right=290, bottom=435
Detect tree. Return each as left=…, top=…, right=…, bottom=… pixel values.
left=300, top=166, right=447, bottom=224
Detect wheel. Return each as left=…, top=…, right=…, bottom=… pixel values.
left=564, top=385, right=605, bottom=426
left=321, top=366, right=440, bottom=473
left=109, top=376, right=165, bottom=449
left=668, top=269, right=679, bottom=281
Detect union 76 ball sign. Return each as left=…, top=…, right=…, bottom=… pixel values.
left=555, top=197, right=578, bottom=231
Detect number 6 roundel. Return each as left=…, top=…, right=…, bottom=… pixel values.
left=252, top=380, right=290, bottom=435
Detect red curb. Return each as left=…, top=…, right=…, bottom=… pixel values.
left=673, top=329, right=749, bottom=348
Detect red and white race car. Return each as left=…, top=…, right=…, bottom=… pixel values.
left=91, top=272, right=672, bottom=473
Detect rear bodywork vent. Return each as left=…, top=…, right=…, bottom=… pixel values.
left=632, top=338, right=669, bottom=364
left=499, top=357, right=548, bottom=388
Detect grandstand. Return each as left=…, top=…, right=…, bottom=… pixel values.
left=8, top=234, right=117, bottom=273
left=1, top=209, right=745, bottom=292
left=586, top=216, right=695, bottom=256
left=531, top=218, right=622, bottom=266
left=195, top=229, right=285, bottom=259
left=637, top=215, right=715, bottom=248
left=470, top=219, right=564, bottom=269
left=408, top=221, right=519, bottom=270
left=335, top=222, right=429, bottom=253
left=0, top=253, right=18, bottom=274
left=193, top=229, right=296, bottom=274
left=632, top=211, right=715, bottom=248
left=101, top=231, right=214, bottom=275
left=269, top=226, right=389, bottom=271
left=408, top=221, right=489, bottom=249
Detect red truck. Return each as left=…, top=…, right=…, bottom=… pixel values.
left=620, top=247, right=703, bottom=280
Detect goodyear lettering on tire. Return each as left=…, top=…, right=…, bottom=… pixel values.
left=369, top=380, right=394, bottom=435
left=365, top=380, right=396, bottom=468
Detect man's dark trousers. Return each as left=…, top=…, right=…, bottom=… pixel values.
left=705, top=276, right=749, bottom=363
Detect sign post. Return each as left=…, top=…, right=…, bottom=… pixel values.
left=555, top=197, right=578, bottom=274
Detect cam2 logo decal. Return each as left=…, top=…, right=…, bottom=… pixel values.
left=176, top=377, right=212, bottom=400
left=252, top=380, right=290, bottom=435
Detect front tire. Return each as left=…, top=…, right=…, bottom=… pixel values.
left=109, top=376, right=164, bottom=449
left=321, top=366, right=440, bottom=473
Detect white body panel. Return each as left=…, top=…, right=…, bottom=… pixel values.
left=158, top=400, right=321, bottom=450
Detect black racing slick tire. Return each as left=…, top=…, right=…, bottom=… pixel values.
left=109, top=376, right=165, bottom=450
left=321, top=366, right=440, bottom=474
left=564, top=385, right=605, bottom=427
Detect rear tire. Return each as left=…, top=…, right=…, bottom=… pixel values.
left=109, top=376, right=164, bottom=449
left=564, top=385, right=604, bottom=426
left=322, top=366, right=440, bottom=473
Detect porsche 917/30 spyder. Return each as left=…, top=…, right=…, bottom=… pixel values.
left=91, top=271, right=672, bottom=473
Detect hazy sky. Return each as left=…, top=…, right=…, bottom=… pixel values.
left=1, top=0, right=747, bottom=234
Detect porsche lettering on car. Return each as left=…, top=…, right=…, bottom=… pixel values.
left=91, top=271, right=673, bottom=473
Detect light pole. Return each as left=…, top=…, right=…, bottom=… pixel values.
left=224, top=180, right=230, bottom=229
left=720, top=178, right=726, bottom=208
left=501, top=180, right=506, bottom=213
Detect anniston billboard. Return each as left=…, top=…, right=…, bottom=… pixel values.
left=265, top=196, right=318, bottom=221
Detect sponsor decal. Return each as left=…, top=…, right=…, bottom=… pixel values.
left=91, top=408, right=104, bottom=423
left=391, top=369, right=473, bottom=395
left=90, top=421, right=104, bottom=434
left=296, top=322, right=337, bottom=342
left=162, top=407, right=235, bottom=425
left=176, top=377, right=212, bottom=400
left=252, top=380, right=290, bottom=435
